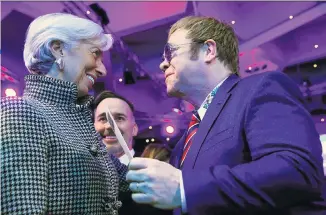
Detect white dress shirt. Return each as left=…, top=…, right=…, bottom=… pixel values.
left=180, top=76, right=228, bottom=213
left=119, top=148, right=135, bottom=165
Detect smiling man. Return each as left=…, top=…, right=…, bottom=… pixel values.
left=93, top=90, right=139, bottom=164
left=126, top=15, right=326, bottom=215
left=93, top=91, right=172, bottom=215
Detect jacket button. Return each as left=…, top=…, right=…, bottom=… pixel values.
left=89, top=144, right=98, bottom=156
left=113, top=200, right=122, bottom=210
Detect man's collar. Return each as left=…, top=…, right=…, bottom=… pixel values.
left=197, top=75, right=229, bottom=119
left=119, top=148, right=135, bottom=165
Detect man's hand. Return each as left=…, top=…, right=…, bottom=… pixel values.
left=126, top=157, right=182, bottom=210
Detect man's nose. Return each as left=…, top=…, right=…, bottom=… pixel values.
left=159, top=59, right=169, bottom=73
left=104, top=122, right=112, bottom=129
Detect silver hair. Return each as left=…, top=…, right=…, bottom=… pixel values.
left=23, top=13, right=113, bottom=74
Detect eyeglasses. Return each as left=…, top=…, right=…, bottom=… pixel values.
left=162, top=41, right=205, bottom=63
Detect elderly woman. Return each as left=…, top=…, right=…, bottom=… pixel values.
left=1, top=13, right=129, bottom=215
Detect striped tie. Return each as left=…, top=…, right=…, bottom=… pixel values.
left=180, top=111, right=201, bottom=166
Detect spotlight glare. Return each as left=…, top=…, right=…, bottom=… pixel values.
left=173, top=108, right=179, bottom=113
left=5, top=88, right=16, bottom=97
left=166, top=125, right=175, bottom=134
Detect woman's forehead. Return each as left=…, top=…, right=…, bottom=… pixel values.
left=79, top=40, right=99, bottom=48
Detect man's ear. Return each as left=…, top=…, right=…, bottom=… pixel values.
left=132, top=123, right=138, bottom=137
left=204, top=39, right=217, bottom=63
left=50, top=40, right=64, bottom=59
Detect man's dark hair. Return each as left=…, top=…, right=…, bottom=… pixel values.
left=92, top=90, right=135, bottom=113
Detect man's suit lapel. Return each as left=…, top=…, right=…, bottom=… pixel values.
left=182, top=74, right=240, bottom=169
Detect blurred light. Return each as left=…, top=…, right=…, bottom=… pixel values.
left=1, top=66, right=8, bottom=72
left=119, top=78, right=123, bottom=82
left=86, top=10, right=91, bottom=14
left=1, top=72, right=6, bottom=80
left=151, top=138, right=155, bottom=142
left=172, top=108, right=182, bottom=115
left=289, top=15, right=293, bottom=19
left=146, top=139, right=149, bottom=143
left=313, top=64, right=318, bottom=68
left=166, top=137, right=170, bottom=141
left=173, top=108, right=179, bottom=113
left=7, top=76, right=14, bottom=82
left=149, top=126, right=152, bottom=129
left=248, top=66, right=252, bottom=70
left=322, top=118, right=325, bottom=122
left=5, top=88, right=16, bottom=97
left=314, top=44, right=319, bottom=49
left=231, top=20, right=235, bottom=25
left=166, top=125, right=175, bottom=134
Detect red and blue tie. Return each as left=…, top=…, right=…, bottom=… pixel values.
left=180, top=111, right=201, bottom=166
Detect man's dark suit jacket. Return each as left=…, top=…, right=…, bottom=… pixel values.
left=170, top=71, right=326, bottom=215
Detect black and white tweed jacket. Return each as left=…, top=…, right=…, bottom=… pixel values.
left=1, top=75, right=130, bottom=215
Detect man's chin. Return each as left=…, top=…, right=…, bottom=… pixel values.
left=167, top=88, right=185, bottom=98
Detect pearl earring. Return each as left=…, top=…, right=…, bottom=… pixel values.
left=55, top=58, right=64, bottom=70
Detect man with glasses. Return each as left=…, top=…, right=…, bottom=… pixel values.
left=126, top=16, right=325, bottom=215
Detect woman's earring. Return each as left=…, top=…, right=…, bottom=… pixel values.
left=55, top=58, right=64, bottom=70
